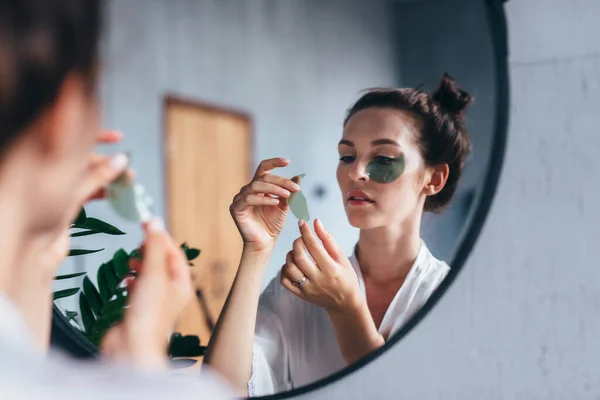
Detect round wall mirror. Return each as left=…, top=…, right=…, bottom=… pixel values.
left=51, top=0, right=509, bottom=398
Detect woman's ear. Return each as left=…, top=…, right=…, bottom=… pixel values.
left=424, top=164, right=449, bottom=196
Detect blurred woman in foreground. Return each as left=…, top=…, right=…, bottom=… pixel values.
left=0, top=0, right=231, bottom=398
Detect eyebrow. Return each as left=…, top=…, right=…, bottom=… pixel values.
left=338, top=139, right=401, bottom=147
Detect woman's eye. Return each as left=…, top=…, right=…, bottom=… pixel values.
left=339, top=155, right=355, bottom=163
left=375, top=156, right=396, bottom=165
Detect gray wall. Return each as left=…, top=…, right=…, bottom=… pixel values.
left=303, top=0, right=600, bottom=398
left=394, top=0, right=496, bottom=261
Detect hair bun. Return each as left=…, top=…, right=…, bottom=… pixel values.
left=431, top=72, right=472, bottom=120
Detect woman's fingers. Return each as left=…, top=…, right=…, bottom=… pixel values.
left=128, top=257, right=142, bottom=272
left=280, top=266, right=304, bottom=299
left=291, top=238, right=320, bottom=280
left=77, top=153, right=129, bottom=204
left=230, top=157, right=297, bottom=216
left=230, top=179, right=290, bottom=213
left=165, top=240, right=193, bottom=293
left=77, top=129, right=128, bottom=203
left=283, top=251, right=308, bottom=283
left=246, top=180, right=292, bottom=198
left=244, top=195, right=280, bottom=207
left=138, top=219, right=168, bottom=279
left=97, top=129, right=123, bottom=144
left=140, top=219, right=193, bottom=307
left=298, top=220, right=331, bottom=270
left=253, top=157, right=290, bottom=179
left=84, top=167, right=136, bottom=201
left=260, top=174, right=301, bottom=193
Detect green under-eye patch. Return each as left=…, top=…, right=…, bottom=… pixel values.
left=108, top=153, right=155, bottom=223
left=366, top=155, right=405, bottom=184
left=287, top=173, right=310, bottom=221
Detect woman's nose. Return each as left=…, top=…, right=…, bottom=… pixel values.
left=348, top=162, right=369, bottom=182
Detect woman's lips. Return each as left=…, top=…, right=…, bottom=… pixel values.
left=348, top=191, right=374, bottom=206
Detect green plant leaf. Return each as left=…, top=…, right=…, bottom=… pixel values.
left=97, top=261, right=119, bottom=302
left=185, top=248, right=200, bottom=261
left=79, top=294, right=95, bottom=335
left=105, top=261, right=120, bottom=291
left=65, top=311, right=78, bottom=321
left=168, top=333, right=205, bottom=358
left=72, top=217, right=125, bottom=235
left=74, top=208, right=87, bottom=225
left=97, top=266, right=110, bottom=303
left=82, top=276, right=103, bottom=316
left=54, top=272, right=86, bottom=280
left=129, top=248, right=142, bottom=260
left=53, top=288, right=80, bottom=300
left=101, top=295, right=127, bottom=315
left=94, top=307, right=125, bottom=333
left=112, top=249, right=130, bottom=279
left=68, top=248, right=104, bottom=257
left=180, top=243, right=200, bottom=261
left=70, top=229, right=101, bottom=238
left=89, top=330, right=105, bottom=347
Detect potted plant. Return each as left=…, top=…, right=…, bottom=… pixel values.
left=53, top=208, right=205, bottom=367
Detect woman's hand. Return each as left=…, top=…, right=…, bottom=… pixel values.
left=281, top=219, right=385, bottom=365
left=230, top=157, right=300, bottom=252
left=72, top=129, right=133, bottom=217
left=27, top=130, right=133, bottom=352
left=280, top=219, right=363, bottom=314
left=100, top=218, right=193, bottom=370
left=46, top=130, right=134, bottom=271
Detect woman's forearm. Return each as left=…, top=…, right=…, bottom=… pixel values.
left=203, top=246, right=272, bottom=396
left=327, top=299, right=384, bottom=365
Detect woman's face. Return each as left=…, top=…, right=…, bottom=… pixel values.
left=33, top=73, right=101, bottom=232
left=336, top=107, right=430, bottom=229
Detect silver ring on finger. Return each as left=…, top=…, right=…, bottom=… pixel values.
left=292, top=276, right=307, bottom=288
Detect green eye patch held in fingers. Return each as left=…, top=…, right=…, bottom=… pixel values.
left=108, top=153, right=155, bottom=223
left=366, top=155, right=405, bottom=184
left=287, top=173, right=310, bottom=221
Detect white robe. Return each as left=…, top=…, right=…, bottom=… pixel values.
left=0, top=292, right=234, bottom=399
left=248, top=240, right=450, bottom=397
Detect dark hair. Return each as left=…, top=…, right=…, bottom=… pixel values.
left=0, top=0, right=102, bottom=155
left=344, top=73, right=473, bottom=212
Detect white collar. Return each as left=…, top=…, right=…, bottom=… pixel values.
left=348, top=240, right=445, bottom=336
left=0, top=291, right=37, bottom=353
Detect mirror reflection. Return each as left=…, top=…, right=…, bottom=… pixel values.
left=53, top=0, right=501, bottom=397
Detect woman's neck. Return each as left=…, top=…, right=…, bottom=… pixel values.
left=356, top=215, right=422, bottom=283
left=0, top=151, right=56, bottom=353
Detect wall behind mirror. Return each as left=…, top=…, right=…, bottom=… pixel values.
left=51, top=0, right=508, bottom=398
